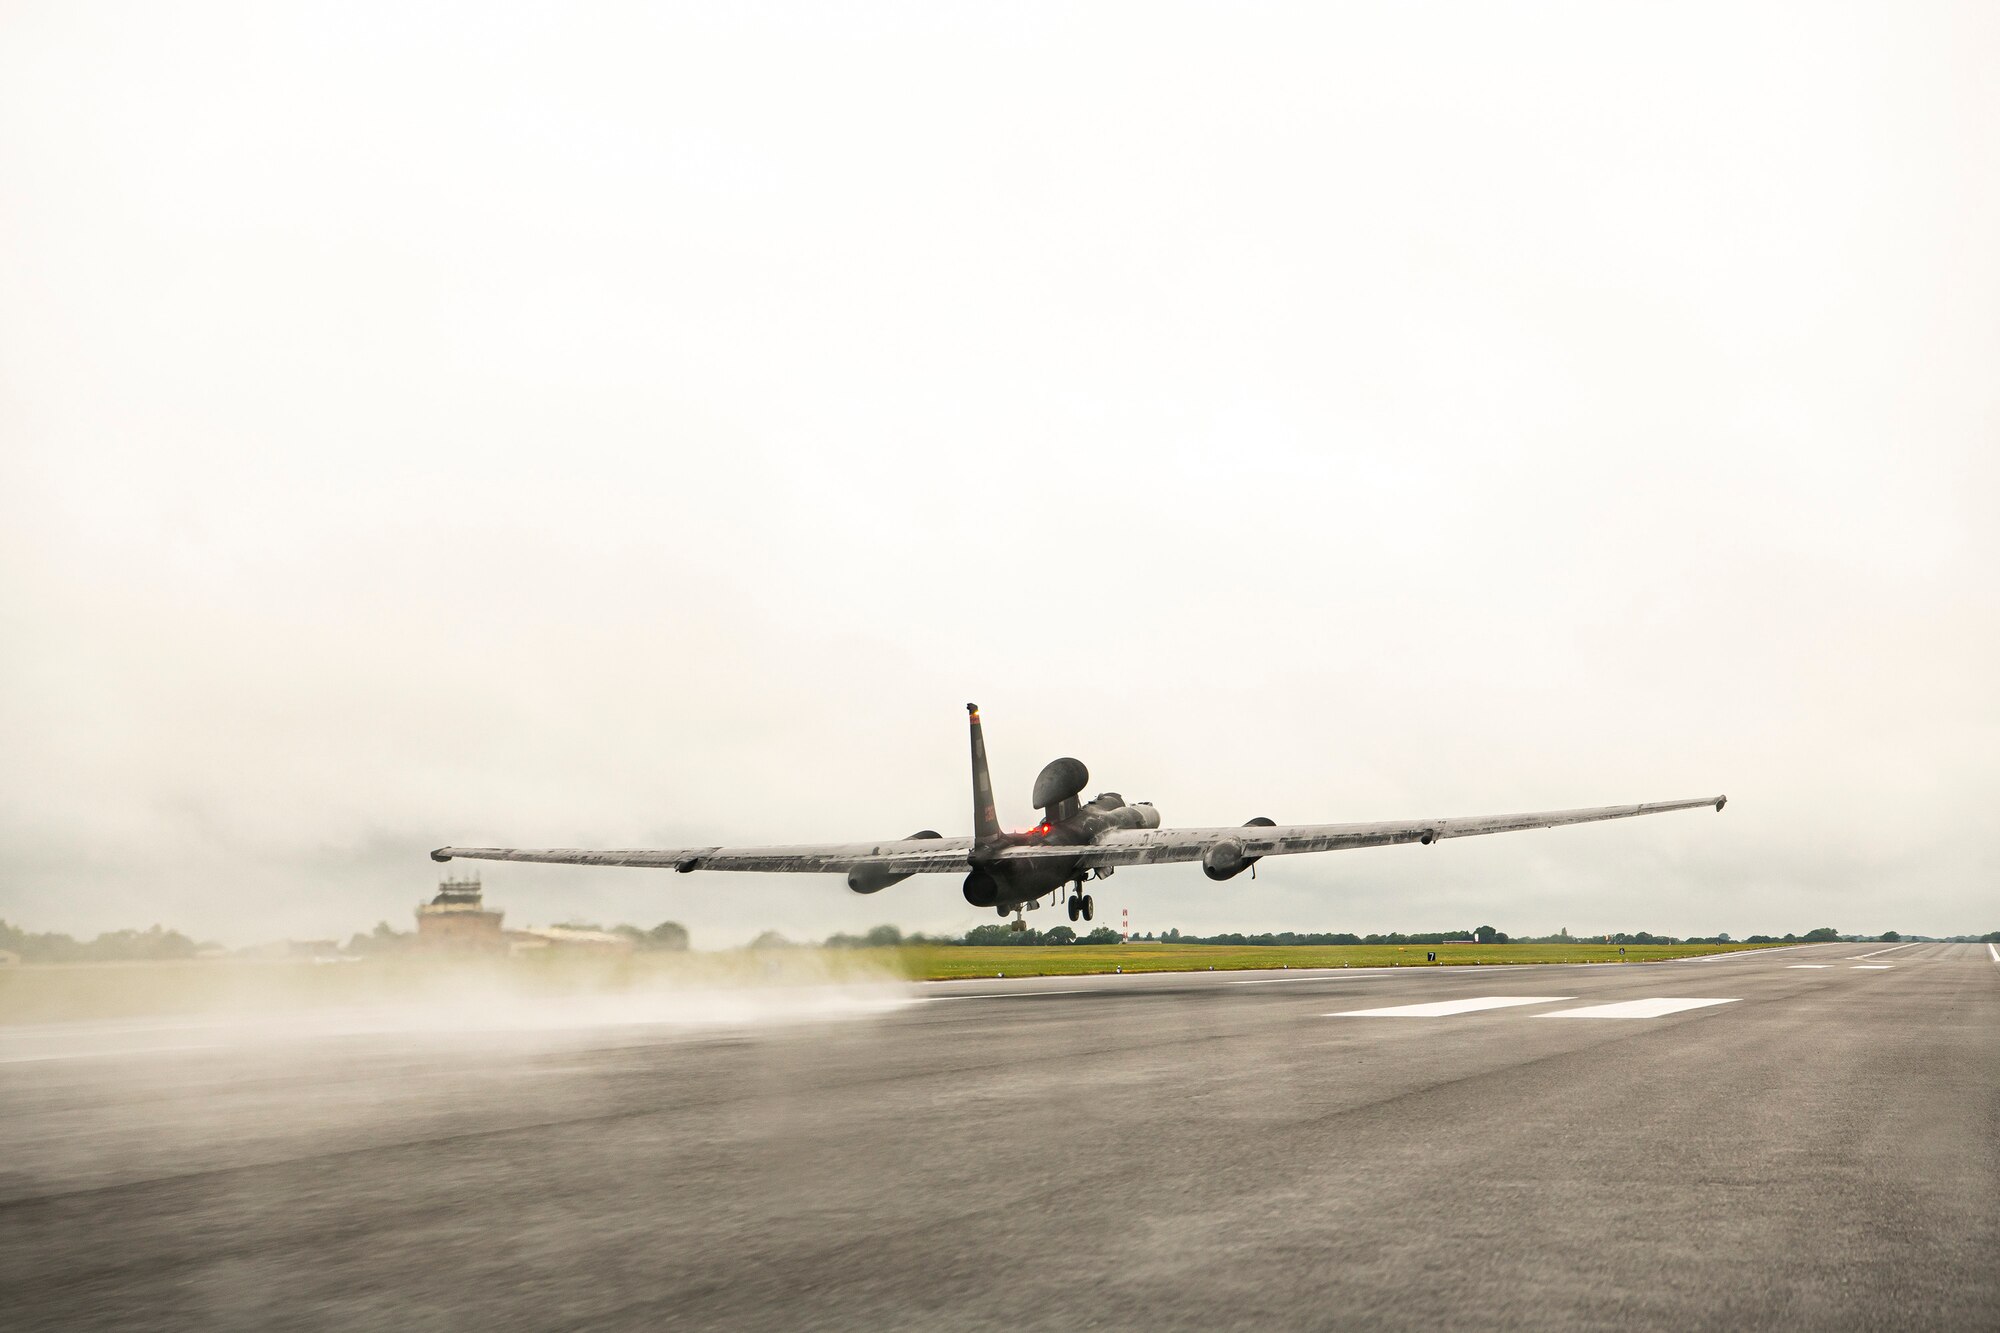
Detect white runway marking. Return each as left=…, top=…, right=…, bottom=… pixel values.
left=1848, top=942, right=1920, bottom=960
left=1538, top=998, right=1740, bottom=1019
left=1851, top=965, right=1892, bottom=970
left=1787, top=964, right=1831, bottom=969
left=1989, top=943, right=1999, bottom=964
left=1330, top=996, right=1570, bottom=1018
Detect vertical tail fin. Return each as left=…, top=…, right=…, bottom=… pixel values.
left=967, top=703, right=1002, bottom=844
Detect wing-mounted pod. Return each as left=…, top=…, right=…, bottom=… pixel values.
left=1117, top=799, right=1161, bottom=831
left=1092, top=793, right=1161, bottom=832
left=1032, top=757, right=1089, bottom=822
left=1202, top=816, right=1276, bottom=882
left=847, top=830, right=942, bottom=894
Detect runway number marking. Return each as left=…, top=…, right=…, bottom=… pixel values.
left=1329, top=996, right=1571, bottom=1018
left=1537, top=998, right=1740, bottom=1019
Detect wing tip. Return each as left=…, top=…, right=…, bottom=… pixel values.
left=430, top=847, right=454, bottom=862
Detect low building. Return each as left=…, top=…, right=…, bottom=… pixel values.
left=415, top=875, right=506, bottom=951
left=505, top=926, right=634, bottom=956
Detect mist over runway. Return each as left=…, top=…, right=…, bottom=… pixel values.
left=3, top=943, right=1995, bottom=1330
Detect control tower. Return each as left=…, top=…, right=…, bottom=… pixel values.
left=415, top=873, right=506, bottom=950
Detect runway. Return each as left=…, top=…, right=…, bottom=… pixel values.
left=3, top=942, right=1995, bottom=1330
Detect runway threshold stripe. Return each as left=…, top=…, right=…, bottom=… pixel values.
left=1538, top=998, right=1739, bottom=1019
left=1329, top=996, right=1570, bottom=1018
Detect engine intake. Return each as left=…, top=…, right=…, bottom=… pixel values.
left=846, top=830, right=941, bottom=894
left=1203, top=816, right=1274, bottom=881
left=1202, top=839, right=1252, bottom=881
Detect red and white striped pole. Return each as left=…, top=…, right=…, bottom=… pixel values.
left=1121, top=907, right=1129, bottom=943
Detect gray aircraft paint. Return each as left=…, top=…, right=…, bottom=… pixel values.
left=434, top=707, right=1724, bottom=916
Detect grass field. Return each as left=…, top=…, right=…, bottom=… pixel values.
left=886, top=940, right=1783, bottom=979
left=0, top=942, right=1787, bottom=1025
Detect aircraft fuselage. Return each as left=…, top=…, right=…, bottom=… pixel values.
left=961, top=793, right=1160, bottom=910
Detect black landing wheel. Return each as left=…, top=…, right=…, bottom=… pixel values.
left=1081, top=895, right=1095, bottom=922
left=1067, top=896, right=1081, bottom=922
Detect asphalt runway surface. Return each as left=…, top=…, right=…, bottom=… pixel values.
left=3, top=941, right=1996, bottom=1330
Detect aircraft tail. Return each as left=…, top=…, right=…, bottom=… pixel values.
left=967, top=703, right=1002, bottom=844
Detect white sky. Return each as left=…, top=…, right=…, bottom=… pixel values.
left=2, top=2, right=1994, bottom=946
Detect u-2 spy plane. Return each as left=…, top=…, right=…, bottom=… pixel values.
left=434, top=704, right=1725, bottom=925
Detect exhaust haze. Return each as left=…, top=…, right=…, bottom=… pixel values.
left=0, top=956, right=916, bottom=1067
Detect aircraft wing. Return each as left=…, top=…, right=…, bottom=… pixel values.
left=432, top=798, right=1722, bottom=876
left=431, top=836, right=975, bottom=874
left=992, top=796, right=1727, bottom=869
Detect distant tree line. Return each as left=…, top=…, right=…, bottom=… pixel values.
left=822, top=922, right=1992, bottom=949
left=801, top=924, right=1122, bottom=948
left=0, top=920, right=209, bottom=962
left=822, top=925, right=956, bottom=948
left=1122, top=928, right=1489, bottom=946
left=525, top=920, right=693, bottom=950
left=800, top=922, right=1947, bottom=949
left=615, top=921, right=691, bottom=950
left=959, top=924, right=1123, bottom=946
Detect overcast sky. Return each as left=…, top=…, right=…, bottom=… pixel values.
left=3, top=2, right=1994, bottom=947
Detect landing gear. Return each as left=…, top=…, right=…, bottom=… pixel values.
left=1081, top=894, right=1095, bottom=922
left=1065, top=893, right=1096, bottom=923
left=1067, top=896, right=1081, bottom=922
